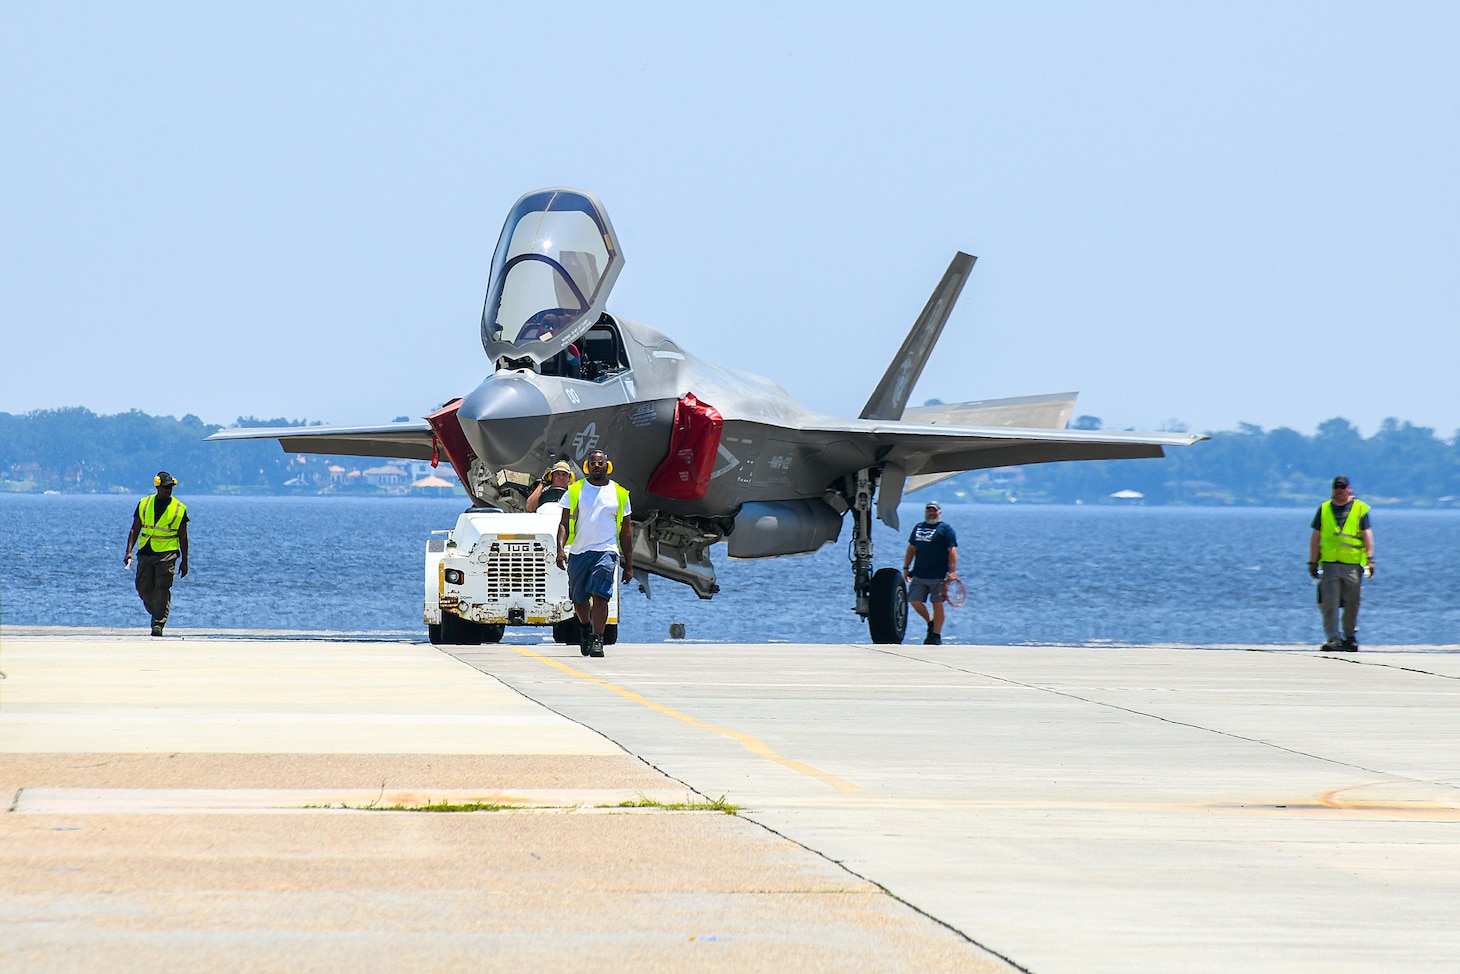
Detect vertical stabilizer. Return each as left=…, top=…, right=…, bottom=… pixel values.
left=859, top=252, right=976, bottom=421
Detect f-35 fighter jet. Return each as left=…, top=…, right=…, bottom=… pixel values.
left=209, top=188, right=1202, bottom=642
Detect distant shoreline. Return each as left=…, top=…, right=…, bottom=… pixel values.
left=0, top=484, right=467, bottom=499
left=5, top=406, right=1459, bottom=508
left=9, top=489, right=1460, bottom=512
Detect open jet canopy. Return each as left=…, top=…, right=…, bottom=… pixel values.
left=480, top=188, right=623, bottom=367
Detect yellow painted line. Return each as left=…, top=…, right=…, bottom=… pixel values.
left=510, top=645, right=859, bottom=793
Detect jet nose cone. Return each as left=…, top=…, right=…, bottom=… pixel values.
left=458, top=374, right=552, bottom=467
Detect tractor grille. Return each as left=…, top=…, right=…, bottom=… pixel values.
left=484, top=542, right=549, bottom=602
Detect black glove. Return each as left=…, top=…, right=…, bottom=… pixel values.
left=1307, top=561, right=1319, bottom=579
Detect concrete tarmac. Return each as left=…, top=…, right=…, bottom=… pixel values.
left=3, top=628, right=1458, bottom=972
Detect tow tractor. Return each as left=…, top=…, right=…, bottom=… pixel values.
left=423, top=501, right=619, bottom=646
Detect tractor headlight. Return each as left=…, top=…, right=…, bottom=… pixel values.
left=444, top=569, right=464, bottom=585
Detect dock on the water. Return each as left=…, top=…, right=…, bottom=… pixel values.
left=2, top=628, right=1457, bottom=973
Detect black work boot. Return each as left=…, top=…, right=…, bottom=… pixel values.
left=151, top=620, right=164, bottom=637
left=587, top=633, right=605, bottom=658
left=579, top=623, right=593, bottom=656
left=1342, top=635, right=1359, bottom=652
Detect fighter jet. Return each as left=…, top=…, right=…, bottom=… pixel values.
left=209, top=188, right=1203, bottom=642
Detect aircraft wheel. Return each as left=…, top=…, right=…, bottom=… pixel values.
left=868, top=567, right=907, bottom=644
left=553, top=618, right=582, bottom=644
left=603, top=623, right=618, bottom=646
left=481, top=623, right=506, bottom=644
left=427, top=622, right=443, bottom=645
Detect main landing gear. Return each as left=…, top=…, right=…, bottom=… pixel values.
left=848, top=468, right=907, bottom=644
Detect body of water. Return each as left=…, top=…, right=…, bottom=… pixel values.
left=1, top=494, right=1455, bottom=645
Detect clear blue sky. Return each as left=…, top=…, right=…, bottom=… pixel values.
left=3, top=3, right=1456, bottom=437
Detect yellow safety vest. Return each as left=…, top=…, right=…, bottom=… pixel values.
left=1318, top=499, right=1369, bottom=565
left=564, top=479, right=630, bottom=547
left=138, top=495, right=187, bottom=552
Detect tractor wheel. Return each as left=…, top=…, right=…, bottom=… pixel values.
left=441, top=612, right=482, bottom=646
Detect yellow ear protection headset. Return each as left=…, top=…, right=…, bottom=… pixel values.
left=154, top=475, right=179, bottom=487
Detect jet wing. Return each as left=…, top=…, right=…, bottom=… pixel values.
left=205, top=421, right=437, bottom=460
left=803, top=418, right=1205, bottom=478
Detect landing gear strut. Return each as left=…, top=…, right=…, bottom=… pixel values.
left=849, top=468, right=907, bottom=644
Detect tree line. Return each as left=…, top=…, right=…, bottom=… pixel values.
left=948, top=416, right=1460, bottom=506
left=0, top=408, right=352, bottom=494
left=3, top=407, right=1458, bottom=506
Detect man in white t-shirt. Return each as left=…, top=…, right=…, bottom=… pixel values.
left=556, top=449, right=634, bottom=657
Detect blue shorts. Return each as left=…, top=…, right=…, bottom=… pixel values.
left=568, top=550, right=617, bottom=604
left=907, top=577, right=945, bottom=604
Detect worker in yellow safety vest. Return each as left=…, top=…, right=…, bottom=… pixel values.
left=555, top=449, right=633, bottom=658
left=1307, top=475, right=1374, bottom=652
left=124, top=471, right=190, bottom=636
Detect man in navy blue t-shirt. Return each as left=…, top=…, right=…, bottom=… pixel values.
left=903, top=500, right=959, bottom=645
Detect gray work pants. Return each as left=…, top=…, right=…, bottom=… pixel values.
left=135, top=550, right=178, bottom=626
left=1317, top=562, right=1363, bottom=641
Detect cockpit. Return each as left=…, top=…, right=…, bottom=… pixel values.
left=531, top=312, right=630, bottom=382
left=480, top=189, right=626, bottom=378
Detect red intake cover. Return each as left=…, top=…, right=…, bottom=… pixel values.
left=424, top=398, right=477, bottom=486
left=647, top=393, right=724, bottom=501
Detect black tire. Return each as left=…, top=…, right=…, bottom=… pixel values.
left=427, top=622, right=443, bottom=645
left=441, top=612, right=482, bottom=646
left=553, top=618, right=582, bottom=644
left=868, top=567, right=907, bottom=644
left=481, top=623, right=505, bottom=644
left=602, top=623, right=618, bottom=646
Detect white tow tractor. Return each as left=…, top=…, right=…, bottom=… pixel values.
left=424, top=502, right=619, bottom=646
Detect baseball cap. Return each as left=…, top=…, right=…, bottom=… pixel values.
left=924, top=499, right=941, bottom=510
left=549, top=461, right=574, bottom=477
left=1332, top=476, right=1350, bottom=489
left=155, top=471, right=177, bottom=488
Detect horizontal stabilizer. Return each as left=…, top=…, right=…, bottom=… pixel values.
left=901, top=392, right=1076, bottom=430
left=860, top=252, right=976, bottom=421
left=901, top=393, right=1078, bottom=493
